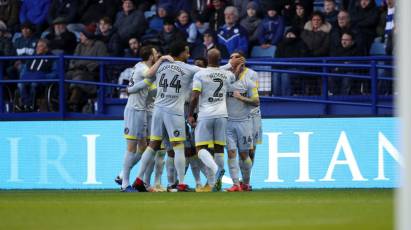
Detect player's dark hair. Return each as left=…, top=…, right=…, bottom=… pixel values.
left=194, top=57, right=208, bottom=67
left=231, top=50, right=246, bottom=58
left=140, top=45, right=155, bottom=61
left=169, top=41, right=188, bottom=57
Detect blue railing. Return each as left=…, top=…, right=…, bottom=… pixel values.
left=0, top=55, right=394, bottom=120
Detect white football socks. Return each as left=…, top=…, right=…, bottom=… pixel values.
left=198, top=149, right=218, bottom=174
left=166, top=156, right=176, bottom=186
left=174, top=144, right=186, bottom=184
left=136, top=147, right=155, bottom=179
left=228, top=157, right=240, bottom=184
left=121, top=150, right=142, bottom=189
left=154, top=150, right=166, bottom=186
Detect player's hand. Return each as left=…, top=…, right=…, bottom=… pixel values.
left=233, top=91, right=242, bottom=100
left=229, top=56, right=245, bottom=69
left=234, top=63, right=244, bottom=76
left=188, top=116, right=196, bottom=128
left=161, top=55, right=174, bottom=62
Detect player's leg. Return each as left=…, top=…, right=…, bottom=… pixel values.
left=120, top=108, right=146, bottom=191
left=165, top=113, right=189, bottom=191
left=152, top=149, right=166, bottom=192
left=237, top=120, right=254, bottom=191
left=132, top=109, right=163, bottom=191
left=166, top=149, right=177, bottom=191
left=225, top=121, right=242, bottom=192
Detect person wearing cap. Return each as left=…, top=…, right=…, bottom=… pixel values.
left=148, top=3, right=171, bottom=34
left=217, top=6, right=248, bottom=56
left=45, top=17, right=77, bottom=54
left=194, top=14, right=210, bottom=37
left=0, top=0, right=20, bottom=33
left=257, top=4, right=285, bottom=48
left=65, top=25, right=108, bottom=112
left=157, top=17, right=186, bottom=54
left=19, top=0, right=51, bottom=35
left=240, top=1, right=261, bottom=47
left=113, top=0, right=147, bottom=47
left=6, top=23, right=37, bottom=83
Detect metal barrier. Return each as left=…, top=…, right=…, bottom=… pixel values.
left=0, top=55, right=394, bottom=120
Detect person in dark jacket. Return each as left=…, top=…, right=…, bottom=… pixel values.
left=290, top=3, right=309, bottom=32
left=45, top=17, right=77, bottom=54
left=257, top=4, right=285, bottom=48
left=96, top=16, right=122, bottom=56
left=19, top=0, right=51, bottom=35
left=329, top=32, right=366, bottom=95
left=0, top=0, right=20, bottom=33
left=191, top=29, right=229, bottom=59
left=113, top=0, right=147, bottom=47
left=18, top=38, right=56, bottom=111
left=300, top=11, right=331, bottom=57
left=48, top=0, right=78, bottom=25
left=157, top=17, right=187, bottom=54
left=350, top=0, right=379, bottom=54
left=206, top=0, right=226, bottom=32
left=323, top=0, right=338, bottom=26
left=275, top=27, right=308, bottom=96
left=0, top=22, right=14, bottom=56
left=240, top=1, right=261, bottom=47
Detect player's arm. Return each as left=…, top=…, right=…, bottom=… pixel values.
left=188, top=74, right=202, bottom=127
left=221, top=56, right=246, bottom=71
left=126, top=77, right=155, bottom=94
left=143, top=55, right=174, bottom=78
left=233, top=80, right=259, bottom=107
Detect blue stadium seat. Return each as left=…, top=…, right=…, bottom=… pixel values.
left=251, top=45, right=276, bottom=58
left=370, top=41, right=386, bottom=55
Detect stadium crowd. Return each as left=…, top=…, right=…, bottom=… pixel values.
left=0, top=0, right=395, bottom=112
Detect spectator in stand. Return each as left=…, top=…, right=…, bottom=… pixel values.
left=175, top=10, right=198, bottom=44
left=282, top=0, right=295, bottom=26
left=18, top=38, right=56, bottom=112
left=232, top=0, right=249, bottom=19
left=19, top=0, right=51, bottom=35
left=96, top=16, right=122, bottom=56
left=257, top=4, right=285, bottom=48
left=300, top=11, right=331, bottom=95
left=157, top=17, right=186, bottom=54
left=383, top=0, right=395, bottom=55
left=113, top=0, right=147, bottom=48
left=240, top=1, right=261, bottom=48
left=191, top=0, right=209, bottom=21
left=290, top=3, right=309, bottom=32
left=159, top=0, right=191, bottom=17
left=48, top=0, right=78, bottom=25
left=350, top=0, right=379, bottom=54
left=191, top=29, right=229, bottom=59
left=207, top=0, right=226, bottom=32
left=45, top=17, right=77, bottom=54
left=68, top=0, right=118, bottom=36
left=7, top=23, right=38, bottom=81
left=275, top=27, right=308, bottom=96
left=124, top=37, right=140, bottom=57
left=329, top=32, right=365, bottom=95
left=217, top=6, right=248, bottom=55
left=194, top=56, right=208, bottom=67
left=301, top=11, right=331, bottom=57
left=294, top=0, right=314, bottom=18
left=323, top=0, right=338, bottom=26
left=0, top=0, right=20, bottom=33
left=65, top=26, right=108, bottom=112
left=148, top=3, right=171, bottom=34
left=0, top=21, right=14, bottom=56
left=329, top=10, right=363, bottom=56
left=194, top=14, right=210, bottom=37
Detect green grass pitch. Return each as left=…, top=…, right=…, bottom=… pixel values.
left=0, top=189, right=393, bottom=230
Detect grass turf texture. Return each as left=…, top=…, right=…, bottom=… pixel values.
left=0, top=189, right=392, bottom=230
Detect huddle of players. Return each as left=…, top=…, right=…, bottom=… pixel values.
left=115, top=41, right=262, bottom=192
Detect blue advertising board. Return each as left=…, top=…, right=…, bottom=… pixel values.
left=0, top=118, right=400, bottom=189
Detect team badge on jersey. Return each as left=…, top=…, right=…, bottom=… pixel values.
left=173, top=130, right=181, bottom=137
left=124, top=127, right=129, bottom=134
